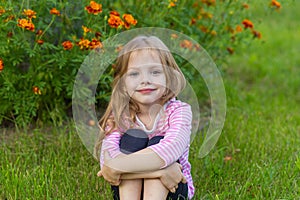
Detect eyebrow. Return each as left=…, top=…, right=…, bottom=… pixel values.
left=127, top=64, right=164, bottom=70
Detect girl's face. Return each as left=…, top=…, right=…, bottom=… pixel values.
left=124, top=50, right=167, bottom=107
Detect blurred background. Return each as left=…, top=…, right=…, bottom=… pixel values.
left=1, top=0, right=299, bottom=199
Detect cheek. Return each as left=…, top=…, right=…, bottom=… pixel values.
left=125, top=78, right=138, bottom=94
left=155, top=76, right=167, bottom=88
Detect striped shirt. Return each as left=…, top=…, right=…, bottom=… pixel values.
left=100, top=98, right=195, bottom=199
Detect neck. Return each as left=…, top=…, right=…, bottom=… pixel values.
left=138, top=103, right=163, bottom=119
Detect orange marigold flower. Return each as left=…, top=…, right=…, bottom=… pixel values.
left=4, top=15, right=15, bottom=23
left=270, top=0, right=281, bottom=10
left=116, top=45, right=123, bottom=52
left=36, top=39, right=44, bottom=45
left=227, top=47, right=234, bottom=54
left=32, top=86, right=42, bottom=95
left=23, top=9, right=36, bottom=19
left=199, top=25, right=209, bottom=33
left=36, top=29, right=43, bottom=36
left=201, top=0, right=216, bottom=6
left=169, top=2, right=176, bottom=8
left=108, top=11, right=124, bottom=28
left=17, top=18, right=35, bottom=32
left=235, top=25, right=243, bottom=33
left=77, top=38, right=90, bottom=50
left=85, top=1, right=102, bottom=15
left=95, top=31, right=101, bottom=38
left=180, top=40, right=193, bottom=50
left=62, top=41, right=73, bottom=50
left=89, top=38, right=102, bottom=49
left=252, top=30, right=262, bottom=39
left=110, top=10, right=120, bottom=16
left=0, top=8, right=6, bottom=15
left=242, top=19, right=253, bottom=29
left=171, top=33, right=178, bottom=39
left=190, top=18, right=197, bottom=25
left=123, top=14, right=137, bottom=29
left=90, top=1, right=101, bottom=11
left=0, top=58, right=4, bottom=72
left=50, top=8, right=60, bottom=16
left=168, top=0, right=177, bottom=8
left=194, top=44, right=201, bottom=51
left=242, top=3, right=249, bottom=9
left=82, top=25, right=92, bottom=33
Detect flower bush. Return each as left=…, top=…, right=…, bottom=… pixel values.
left=0, top=0, right=281, bottom=127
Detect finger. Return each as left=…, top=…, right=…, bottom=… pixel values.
left=97, top=171, right=102, bottom=177
left=179, top=164, right=183, bottom=170
left=170, top=187, right=176, bottom=193
left=110, top=181, right=117, bottom=186
left=115, top=180, right=121, bottom=186
left=111, top=180, right=121, bottom=186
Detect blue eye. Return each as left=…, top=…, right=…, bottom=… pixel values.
left=128, top=72, right=139, bottom=77
left=151, top=70, right=162, bottom=75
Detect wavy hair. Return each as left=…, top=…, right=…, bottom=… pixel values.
left=94, top=35, right=186, bottom=159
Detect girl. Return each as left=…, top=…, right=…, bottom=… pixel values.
left=96, top=35, right=194, bottom=200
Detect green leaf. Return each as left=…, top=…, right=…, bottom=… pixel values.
left=296, top=157, right=300, bottom=170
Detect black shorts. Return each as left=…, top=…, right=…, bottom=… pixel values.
left=110, top=129, right=188, bottom=200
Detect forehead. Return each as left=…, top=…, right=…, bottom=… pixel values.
left=128, top=50, right=161, bottom=68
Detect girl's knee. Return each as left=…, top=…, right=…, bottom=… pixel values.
left=119, top=179, right=143, bottom=200
left=143, top=178, right=168, bottom=200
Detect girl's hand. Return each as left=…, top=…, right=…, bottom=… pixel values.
left=97, top=151, right=121, bottom=186
left=97, top=165, right=121, bottom=186
left=159, top=162, right=187, bottom=193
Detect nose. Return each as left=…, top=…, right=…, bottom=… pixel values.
left=140, top=71, right=151, bottom=84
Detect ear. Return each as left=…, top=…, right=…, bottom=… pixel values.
left=171, top=69, right=185, bottom=95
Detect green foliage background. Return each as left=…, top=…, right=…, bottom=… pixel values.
left=0, top=0, right=270, bottom=128
left=1, top=0, right=300, bottom=199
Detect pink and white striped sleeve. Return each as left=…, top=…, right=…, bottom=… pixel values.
left=100, top=131, right=122, bottom=168
left=147, top=102, right=192, bottom=168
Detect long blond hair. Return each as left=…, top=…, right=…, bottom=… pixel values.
left=94, top=35, right=186, bottom=159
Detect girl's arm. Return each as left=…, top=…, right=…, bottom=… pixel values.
left=121, top=162, right=187, bottom=192
left=103, top=103, right=192, bottom=173
left=98, top=162, right=186, bottom=193
left=104, top=148, right=165, bottom=172
left=99, top=148, right=164, bottom=185
left=101, top=134, right=165, bottom=173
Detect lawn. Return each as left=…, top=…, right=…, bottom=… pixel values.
left=1, top=1, right=300, bottom=199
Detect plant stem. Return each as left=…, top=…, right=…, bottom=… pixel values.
left=33, top=15, right=56, bottom=51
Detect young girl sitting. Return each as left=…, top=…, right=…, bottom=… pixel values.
left=96, top=35, right=195, bottom=200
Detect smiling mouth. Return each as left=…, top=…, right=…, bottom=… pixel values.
left=136, top=89, right=156, bottom=94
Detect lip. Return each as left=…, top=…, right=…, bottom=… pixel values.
left=136, top=88, right=156, bottom=94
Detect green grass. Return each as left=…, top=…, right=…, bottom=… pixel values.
left=0, top=127, right=112, bottom=199
left=1, top=1, right=300, bottom=199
